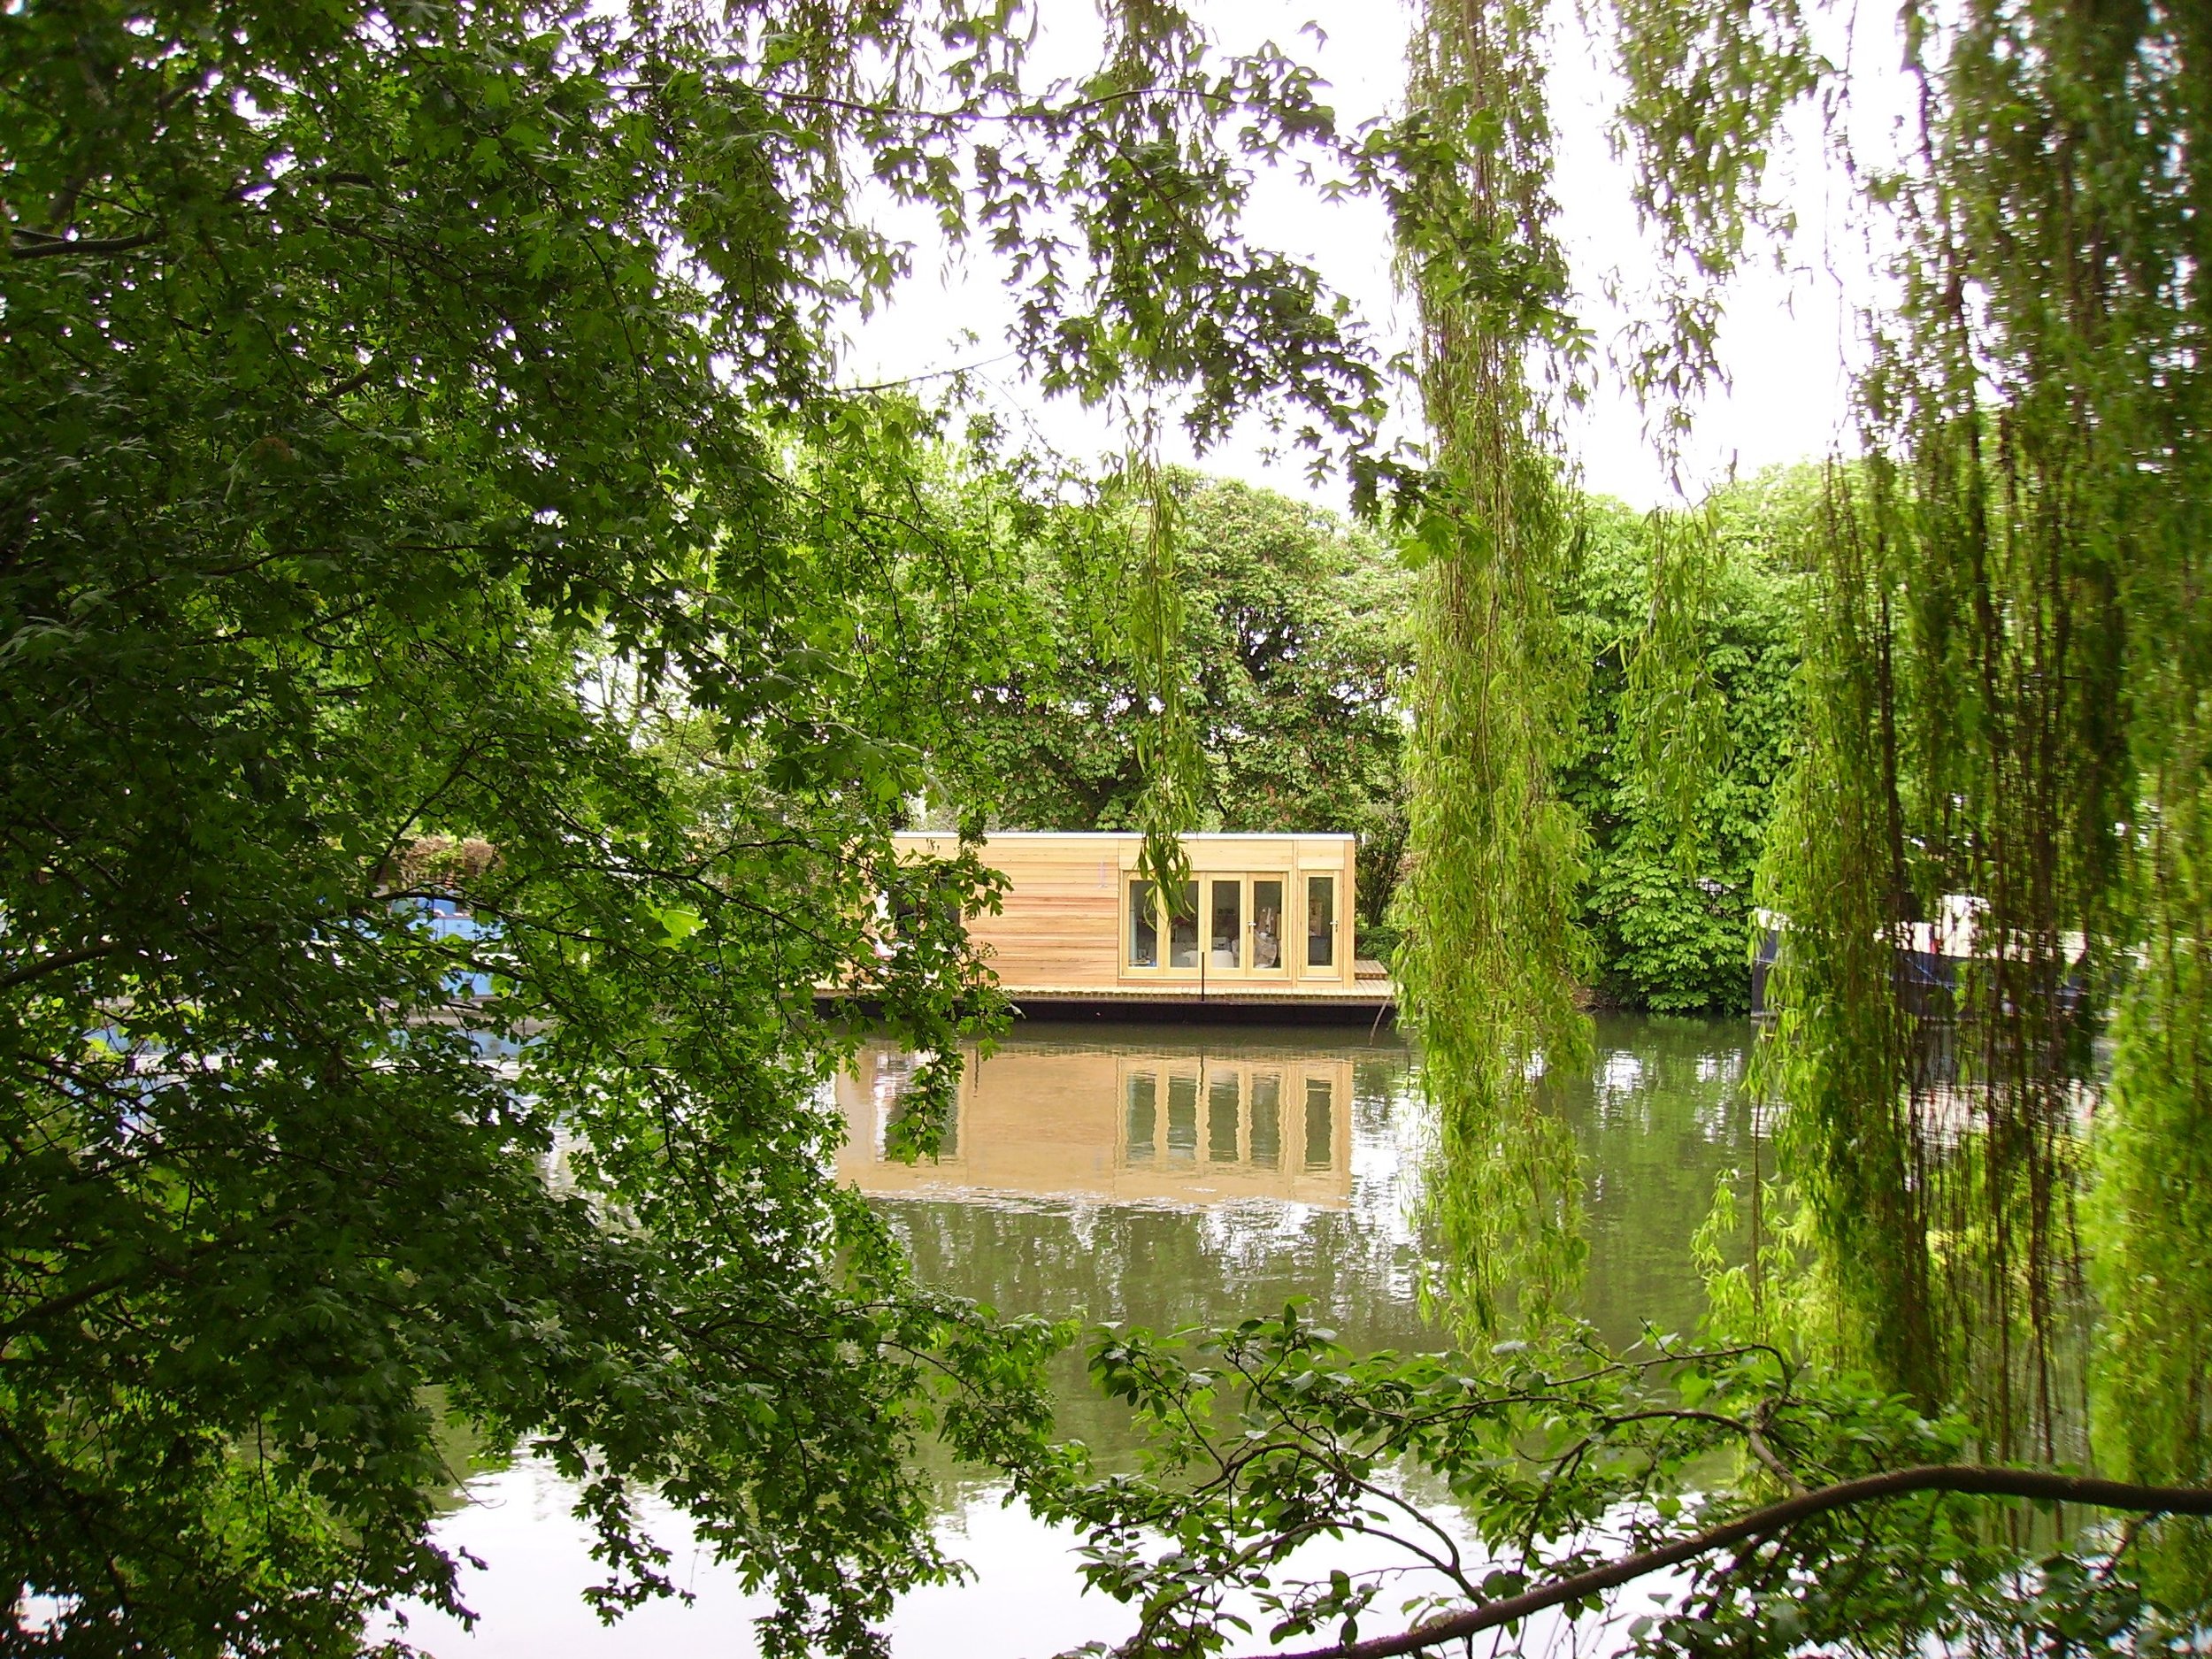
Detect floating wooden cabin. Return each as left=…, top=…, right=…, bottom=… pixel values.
left=894, top=831, right=1393, bottom=1015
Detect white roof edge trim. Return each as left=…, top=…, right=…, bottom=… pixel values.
left=890, top=830, right=1357, bottom=841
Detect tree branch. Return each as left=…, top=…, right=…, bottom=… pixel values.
left=10, top=230, right=164, bottom=259
left=1264, top=1467, right=2212, bottom=1659
left=0, top=940, right=120, bottom=992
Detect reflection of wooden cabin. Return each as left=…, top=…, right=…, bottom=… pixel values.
left=836, top=1037, right=1356, bottom=1209
left=895, top=831, right=1393, bottom=1013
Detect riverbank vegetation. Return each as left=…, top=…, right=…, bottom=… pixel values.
left=924, top=473, right=1420, bottom=941
left=6, top=0, right=2210, bottom=1652
left=0, top=0, right=1357, bottom=1646
left=1563, top=485, right=1802, bottom=1014
left=924, top=468, right=1804, bottom=1011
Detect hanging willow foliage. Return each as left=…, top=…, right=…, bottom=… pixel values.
left=1621, top=503, right=1735, bottom=856
left=1602, top=0, right=1819, bottom=847
left=1124, top=430, right=1204, bottom=900
left=1603, top=0, right=1819, bottom=473
left=1094, top=0, right=1202, bottom=909
left=1377, top=0, right=1818, bottom=1347
left=1711, top=0, right=2212, bottom=1513
left=1545, top=4, right=2212, bottom=1582
left=1387, top=0, right=1593, bottom=1336
left=2092, top=736, right=2212, bottom=1593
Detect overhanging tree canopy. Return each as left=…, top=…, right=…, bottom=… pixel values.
left=0, top=0, right=1394, bottom=1650
left=11, top=0, right=2212, bottom=1648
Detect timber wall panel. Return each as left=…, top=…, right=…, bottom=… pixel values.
left=895, top=831, right=1366, bottom=1000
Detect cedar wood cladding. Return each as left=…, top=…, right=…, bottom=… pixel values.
left=894, top=831, right=1374, bottom=1002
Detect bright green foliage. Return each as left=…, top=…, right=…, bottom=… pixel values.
left=1386, top=0, right=1594, bottom=1339
left=1732, top=0, right=2212, bottom=1486
left=1582, top=0, right=2212, bottom=1512
left=999, top=0, right=2212, bottom=1640
left=1755, top=470, right=1952, bottom=1411
left=0, top=0, right=1399, bottom=1648
left=13, top=0, right=2212, bottom=1643
left=1024, top=1303, right=2193, bottom=1658
left=2089, top=747, right=2212, bottom=1604
left=936, top=466, right=1804, bottom=998
left=1369, top=0, right=2212, bottom=1622
left=1560, top=488, right=1802, bottom=1013
left=933, top=472, right=1417, bottom=928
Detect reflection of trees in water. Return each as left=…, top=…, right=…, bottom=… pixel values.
left=1415, top=1057, right=1587, bottom=1341
left=887, top=1189, right=1428, bottom=1478
left=866, top=1017, right=1764, bottom=1493
left=1414, top=1012, right=1760, bottom=1344
left=1564, top=1016, right=1761, bottom=1340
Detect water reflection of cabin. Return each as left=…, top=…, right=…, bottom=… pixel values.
left=894, top=831, right=1392, bottom=1014
left=837, top=1037, right=1355, bottom=1209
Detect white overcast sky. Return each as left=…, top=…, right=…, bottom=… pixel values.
left=838, top=0, right=1917, bottom=514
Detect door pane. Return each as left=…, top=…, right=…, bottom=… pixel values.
left=1128, top=879, right=1158, bottom=967
left=1303, top=1077, right=1334, bottom=1170
left=1169, top=880, right=1201, bottom=967
left=1305, top=874, right=1336, bottom=969
left=1248, top=1074, right=1281, bottom=1168
left=1251, top=879, right=1284, bottom=969
left=1207, top=1071, right=1240, bottom=1161
left=1210, top=879, right=1241, bottom=969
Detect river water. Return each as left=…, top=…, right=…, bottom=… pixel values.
left=396, top=1015, right=1758, bottom=1657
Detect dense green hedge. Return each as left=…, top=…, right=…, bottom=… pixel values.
left=1560, top=480, right=1807, bottom=1012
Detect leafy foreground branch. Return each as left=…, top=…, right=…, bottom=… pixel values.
left=1273, top=1467, right=2212, bottom=1659
left=1024, top=1308, right=2212, bottom=1658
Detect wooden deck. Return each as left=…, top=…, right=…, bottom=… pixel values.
left=990, top=967, right=1394, bottom=1020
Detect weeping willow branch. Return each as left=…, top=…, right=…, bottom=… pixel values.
left=1601, top=0, right=1820, bottom=477
left=1388, top=0, right=1593, bottom=1337
left=1622, top=503, right=1732, bottom=855
left=1733, top=0, right=2210, bottom=1467
left=1124, top=427, right=1202, bottom=899
left=2091, top=727, right=2212, bottom=1593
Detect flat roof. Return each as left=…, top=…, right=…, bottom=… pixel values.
left=892, top=829, right=1356, bottom=841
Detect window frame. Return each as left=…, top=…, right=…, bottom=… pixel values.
left=1302, top=872, right=1340, bottom=976
left=1118, top=848, right=1354, bottom=985
left=1126, top=876, right=1161, bottom=971
left=1207, top=875, right=1244, bottom=972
